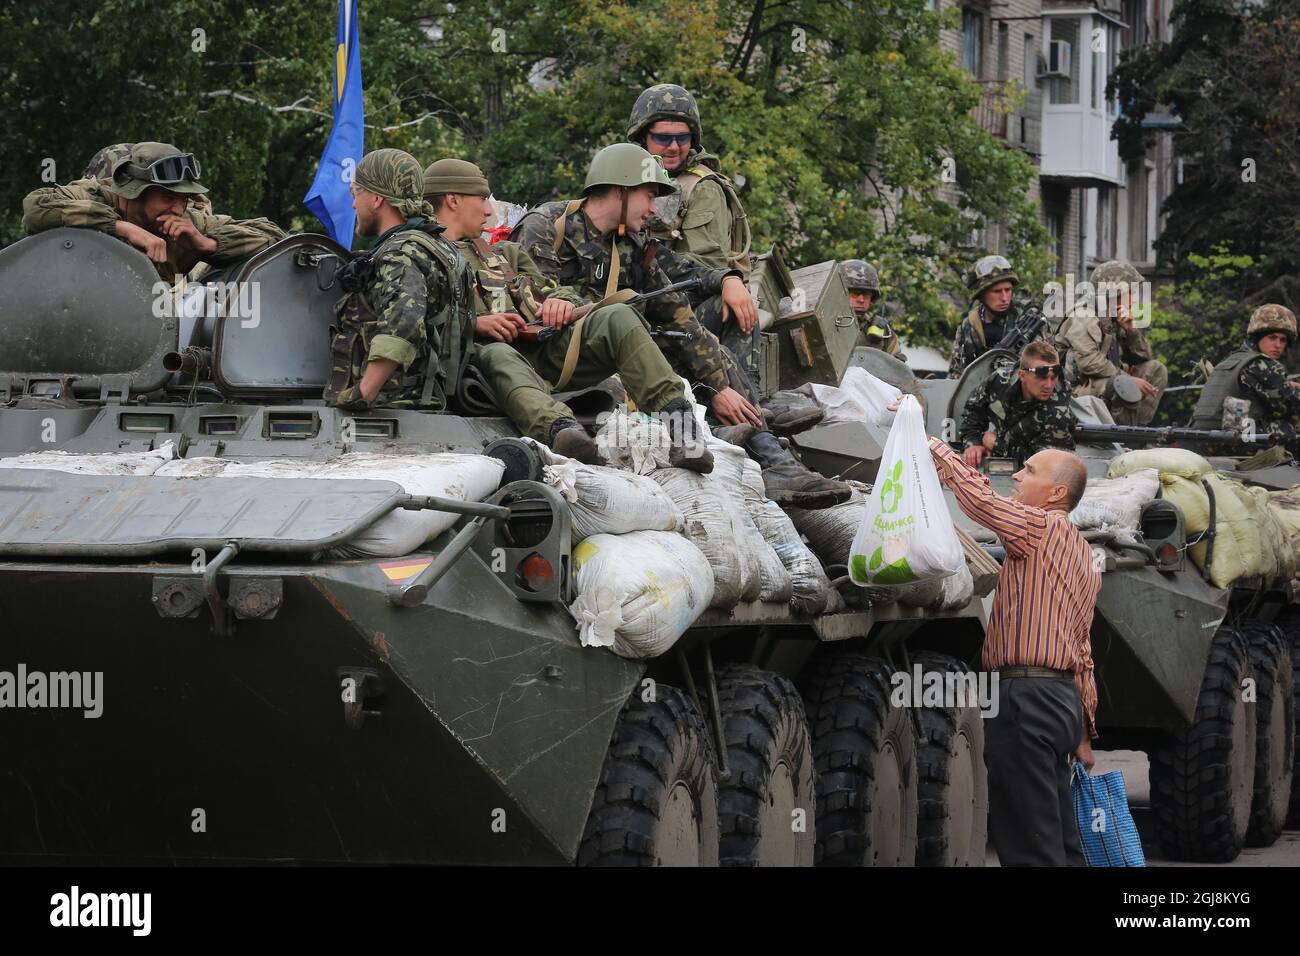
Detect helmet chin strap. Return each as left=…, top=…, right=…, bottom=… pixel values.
left=618, top=187, right=628, bottom=238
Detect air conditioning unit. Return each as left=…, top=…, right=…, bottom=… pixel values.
left=1040, top=40, right=1072, bottom=79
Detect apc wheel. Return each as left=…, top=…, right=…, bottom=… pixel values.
left=578, top=685, right=720, bottom=867
left=1243, top=622, right=1294, bottom=846
left=1271, top=607, right=1300, bottom=827
left=1149, top=626, right=1255, bottom=863
left=912, top=651, right=989, bottom=867
left=799, top=651, right=918, bottom=867
left=705, top=665, right=816, bottom=867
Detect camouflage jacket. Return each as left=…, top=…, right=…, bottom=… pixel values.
left=326, top=220, right=475, bottom=409
left=1239, top=351, right=1300, bottom=434
left=510, top=200, right=737, bottom=393
left=959, top=361, right=1077, bottom=461
left=22, top=178, right=284, bottom=284
left=645, top=149, right=751, bottom=276
left=858, top=314, right=903, bottom=357
left=948, top=302, right=1050, bottom=378
left=1057, top=298, right=1154, bottom=395
left=448, top=237, right=584, bottom=319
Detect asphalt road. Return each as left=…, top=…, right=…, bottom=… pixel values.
left=987, top=749, right=1300, bottom=866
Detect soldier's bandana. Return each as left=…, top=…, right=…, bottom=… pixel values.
left=1021, top=364, right=1062, bottom=380
left=648, top=132, right=692, bottom=147
left=116, top=153, right=202, bottom=187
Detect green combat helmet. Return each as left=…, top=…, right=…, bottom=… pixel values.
left=84, top=143, right=135, bottom=182
left=965, top=254, right=1018, bottom=301
left=626, top=84, right=702, bottom=149
left=107, top=142, right=208, bottom=200
left=841, top=260, right=880, bottom=296
left=585, top=143, right=677, bottom=195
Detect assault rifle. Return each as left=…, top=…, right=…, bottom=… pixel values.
left=990, top=305, right=1048, bottom=356
left=1073, top=422, right=1278, bottom=449
left=518, top=277, right=704, bottom=344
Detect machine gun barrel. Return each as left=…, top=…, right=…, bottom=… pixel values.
left=1073, top=422, right=1275, bottom=448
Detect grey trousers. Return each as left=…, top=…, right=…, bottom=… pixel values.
left=985, top=676, right=1086, bottom=866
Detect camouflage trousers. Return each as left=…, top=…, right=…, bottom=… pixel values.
left=1074, top=358, right=1169, bottom=426
left=473, top=303, right=684, bottom=443
left=696, top=294, right=765, bottom=393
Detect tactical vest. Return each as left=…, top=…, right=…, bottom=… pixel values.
left=1189, top=347, right=1269, bottom=429
left=327, top=225, right=475, bottom=409
left=646, top=165, right=752, bottom=277
left=460, top=238, right=541, bottom=321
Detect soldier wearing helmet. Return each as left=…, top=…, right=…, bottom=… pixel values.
left=511, top=144, right=851, bottom=506
left=626, top=84, right=760, bottom=382
left=23, top=142, right=283, bottom=284
left=948, top=254, right=1043, bottom=378
left=1054, top=259, right=1167, bottom=425
left=841, top=258, right=903, bottom=358
left=1189, top=305, right=1300, bottom=452
left=324, top=148, right=476, bottom=412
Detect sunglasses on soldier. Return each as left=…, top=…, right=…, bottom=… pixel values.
left=1020, top=364, right=1062, bottom=380
left=115, top=153, right=202, bottom=187
left=648, top=132, right=692, bottom=147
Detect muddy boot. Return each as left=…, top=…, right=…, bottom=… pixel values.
left=710, top=423, right=759, bottom=448
left=659, top=397, right=714, bottom=474
left=745, top=429, right=851, bottom=508
left=549, top=418, right=605, bottom=466
left=761, top=390, right=824, bottom=436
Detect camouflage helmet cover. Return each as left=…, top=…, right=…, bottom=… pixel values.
left=841, top=259, right=880, bottom=294
left=1248, top=304, right=1298, bottom=342
left=354, top=148, right=429, bottom=218
left=84, top=143, right=134, bottom=181
left=584, top=143, right=676, bottom=196
left=1091, top=259, right=1144, bottom=287
left=965, top=253, right=1018, bottom=301
left=626, top=84, right=702, bottom=149
left=107, top=142, right=208, bottom=200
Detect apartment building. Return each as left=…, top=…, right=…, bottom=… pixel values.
left=941, top=0, right=1176, bottom=281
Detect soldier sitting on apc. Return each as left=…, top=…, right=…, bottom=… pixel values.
left=959, top=341, right=1077, bottom=469
left=1189, top=305, right=1300, bottom=454
left=22, top=142, right=283, bottom=285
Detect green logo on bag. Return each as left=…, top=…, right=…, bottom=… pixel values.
left=879, top=459, right=904, bottom=514
left=866, top=545, right=917, bottom=584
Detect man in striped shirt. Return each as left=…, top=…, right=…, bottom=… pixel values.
left=927, top=435, right=1102, bottom=866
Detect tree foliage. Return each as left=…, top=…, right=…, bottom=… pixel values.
left=1, top=0, right=1050, bottom=344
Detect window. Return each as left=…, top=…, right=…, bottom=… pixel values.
left=997, top=23, right=1009, bottom=81
left=1024, top=33, right=1037, bottom=88
left=962, top=8, right=985, bottom=77
left=1047, top=18, right=1080, bottom=105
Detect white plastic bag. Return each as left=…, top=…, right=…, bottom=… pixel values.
left=848, top=395, right=962, bottom=586
left=567, top=531, right=714, bottom=658
left=1, top=440, right=176, bottom=476
left=803, top=366, right=901, bottom=446
left=155, top=453, right=504, bottom=559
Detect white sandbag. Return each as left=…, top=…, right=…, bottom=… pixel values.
left=710, top=442, right=791, bottom=604
left=568, top=531, right=714, bottom=659
left=898, top=561, right=974, bottom=610
left=787, top=481, right=872, bottom=569
left=594, top=408, right=677, bottom=475
left=1108, top=448, right=1211, bottom=480
left=848, top=395, right=963, bottom=586
left=1069, top=468, right=1160, bottom=544
left=652, top=467, right=761, bottom=607
left=748, top=498, right=832, bottom=615
left=155, top=452, right=504, bottom=559
left=1, top=440, right=176, bottom=476
left=541, top=459, right=683, bottom=541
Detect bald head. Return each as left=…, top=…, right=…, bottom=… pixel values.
left=1013, top=449, right=1088, bottom=512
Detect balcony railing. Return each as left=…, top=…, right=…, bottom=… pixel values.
left=973, top=80, right=1010, bottom=138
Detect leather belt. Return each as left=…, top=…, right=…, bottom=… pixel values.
left=996, top=666, right=1072, bottom=680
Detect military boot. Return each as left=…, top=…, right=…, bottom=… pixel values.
left=761, top=390, right=824, bottom=436
left=549, top=418, right=605, bottom=466
left=745, top=429, right=852, bottom=508
left=710, top=423, right=759, bottom=447
left=659, top=397, right=714, bottom=474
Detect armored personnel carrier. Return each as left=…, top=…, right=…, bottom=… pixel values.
left=0, top=232, right=1003, bottom=867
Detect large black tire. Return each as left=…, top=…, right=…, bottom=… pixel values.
left=578, top=685, right=720, bottom=867
left=1243, top=621, right=1294, bottom=845
left=799, top=651, right=918, bottom=867
left=1149, top=626, right=1256, bottom=863
left=705, top=665, right=817, bottom=867
left=1271, top=607, right=1300, bottom=827
left=912, top=651, right=989, bottom=867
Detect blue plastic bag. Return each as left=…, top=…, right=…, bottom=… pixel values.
left=1071, top=764, right=1146, bottom=867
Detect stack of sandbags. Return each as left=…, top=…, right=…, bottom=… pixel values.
left=738, top=458, right=831, bottom=614
left=1069, top=468, right=1161, bottom=544
left=0, top=441, right=176, bottom=475
left=707, top=439, right=792, bottom=605
left=155, top=452, right=504, bottom=559
left=1267, top=487, right=1300, bottom=571
left=568, top=531, right=714, bottom=659
left=786, top=480, right=874, bottom=573
left=539, top=457, right=684, bottom=541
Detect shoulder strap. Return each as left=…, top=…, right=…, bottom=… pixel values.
left=967, top=306, right=987, bottom=349
left=553, top=198, right=584, bottom=254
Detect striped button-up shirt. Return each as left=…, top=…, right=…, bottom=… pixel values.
left=930, top=440, right=1102, bottom=738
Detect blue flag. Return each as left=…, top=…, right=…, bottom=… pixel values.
left=304, top=0, right=364, bottom=247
